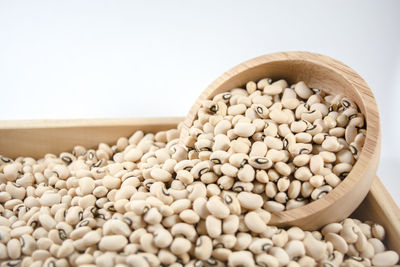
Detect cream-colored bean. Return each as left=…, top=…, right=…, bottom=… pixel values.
left=372, top=251, right=399, bottom=266
left=99, top=235, right=127, bottom=251
left=205, top=215, right=222, bottom=238
left=244, top=211, right=267, bottom=233
left=228, top=251, right=255, bottom=267
left=206, top=196, right=230, bottom=219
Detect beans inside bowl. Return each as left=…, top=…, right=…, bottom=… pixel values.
left=183, top=78, right=366, bottom=212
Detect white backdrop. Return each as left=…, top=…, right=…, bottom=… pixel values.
left=0, top=1, right=399, bottom=204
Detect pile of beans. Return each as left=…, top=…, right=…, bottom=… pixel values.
left=0, top=79, right=399, bottom=266
left=183, top=79, right=367, bottom=211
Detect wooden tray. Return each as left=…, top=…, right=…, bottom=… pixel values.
left=0, top=117, right=399, bottom=254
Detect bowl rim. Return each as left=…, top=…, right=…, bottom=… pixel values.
left=180, top=51, right=380, bottom=225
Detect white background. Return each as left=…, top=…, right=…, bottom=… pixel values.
left=0, top=1, right=399, bottom=204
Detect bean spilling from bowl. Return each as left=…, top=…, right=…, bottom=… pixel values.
left=183, top=79, right=367, bottom=212
left=0, top=123, right=399, bottom=266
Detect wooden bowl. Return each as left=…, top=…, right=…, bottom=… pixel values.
left=180, top=51, right=380, bottom=230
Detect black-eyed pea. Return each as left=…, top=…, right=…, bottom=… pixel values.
left=284, top=227, right=304, bottom=242
left=264, top=200, right=285, bottom=213
left=303, top=232, right=327, bottom=261
left=368, top=238, right=385, bottom=254
left=179, top=209, right=200, bottom=225
left=228, top=104, right=247, bottom=116
left=249, top=238, right=273, bottom=254
left=287, top=180, right=301, bottom=199
left=275, top=177, right=289, bottom=192
left=171, top=223, right=197, bottom=242
left=287, top=198, right=307, bottom=210
left=263, top=122, right=278, bottom=138
left=237, top=191, right=263, bottom=210
left=217, top=176, right=234, bottom=190
left=372, top=251, right=399, bottom=266
left=232, top=181, right=253, bottom=192
left=311, top=185, right=332, bottom=200
left=371, top=223, right=385, bottom=241
left=126, top=254, right=149, bottom=267
left=7, top=238, right=21, bottom=259
left=220, top=163, right=238, bottom=177
left=271, top=229, right=288, bottom=248
left=292, top=154, right=310, bottom=167
left=31, top=249, right=51, bottom=261
left=244, top=211, right=267, bottom=233
left=322, top=136, right=342, bottom=152
left=294, top=167, right=312, bottom=182
left=20, top=234, right=36, bottom=256
left=295, top=132, right=312, bottom=143
left=325, top=233, right=348, bottom=254
left=332, top=162, right=352, bottom=179
left=269, top=247, right=290, bottom=266
left=255, top=170, right=269, bottom=183
left=248, top=156, right=273, bottom=170
left=264, top=80, right=285, bottom=95
left=340, top=220, right=358, bottom=244
left=205, top=215, right=222, bottom=238
left=209, top=248, right=229, bottom=262
left=300, top=182, right=313, bottom=198
left=324, top=173, right=341, bottom=188
left=321, top=223, right=343, bottom=237
left=158, top=249, right=177, bottom=265
left=285, top=240, right=306, bottom=260
left=301, top=109, right=322, bottom=124
left=192, top=197, right=210, bottom=219
left=360, top=241, right=375, bottom=259
left=274, top=192, right=288, bottom=204
left=255, top=253, right=279, bottom=267
left=171, top=199, right=191, bottom=214
left=169, top=237, right=191, bottom=256
left=309, top=175, right=324, bottom=188
left=228, top=251, right=255, bottom=267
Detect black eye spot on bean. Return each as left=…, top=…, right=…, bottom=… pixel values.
left=224, top=195, right=233, bottom=205
left=348, top=114, right=358, bottom=120
left=210, top=158, right=221, bottom=164
left=255, top=158, right=269, bottom=164
left=30, top=221, right=38, bottom=229
left=61, top=156, right=72, bottom=164
left=261, top=242, right=272, bottom=251
left=306, top=125, right=317, bottom=131
left=78, top=220, right=89, bottom=227
left=162, top=187, right=170, bottom=196
left=222, top=93, right=231, bottom=100
left=214, top=242, right=224, bottom=249
left=233, top=185, right=244, bottom=192
left=199, top=167, right=209, bottom=176
left=210, top=104, right=219, bottom=113
left=6, top=261, right=21, bottom=267
left=58, top=228, right=67, bottom=240
left=123, top=217, right=132, bottom=226
left=299, top=148, right=310, bottom=154
left=0, top=156, right=11, bottom=163
left=19, top=236, right=25, bottom=247
left=207, top=258, right=218, bottom=266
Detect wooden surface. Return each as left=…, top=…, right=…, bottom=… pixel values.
left=0, top=117, right=398, bottom=252
left=0, top=117, right=181, bottom=158
left=352, top=177, right=400, bottom=254
left=180, top=51, right=381, bottom=230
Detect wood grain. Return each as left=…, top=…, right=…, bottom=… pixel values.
left=179, top=51, right=381, bottom=230
left=0, top=117, right=182, bottom=159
